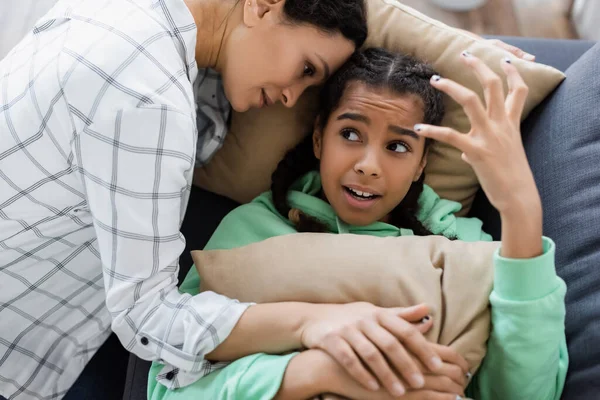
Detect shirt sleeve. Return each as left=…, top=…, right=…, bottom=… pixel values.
left=73, top=104, right=250, bottom=389
left=466, top=237, right=569, bottom=400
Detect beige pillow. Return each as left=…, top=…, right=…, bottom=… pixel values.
left=193, top=233, right=500, bottom=373
left=194, top=0, right=565, bottom=216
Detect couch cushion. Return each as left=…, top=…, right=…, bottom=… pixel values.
left=520, top=42, right=600, bottom=399
left=195, top=233, right=499, bottom=373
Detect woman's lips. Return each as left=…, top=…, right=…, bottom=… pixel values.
left=260, top=89, right=273, bottom=108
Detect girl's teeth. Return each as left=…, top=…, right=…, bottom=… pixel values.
left=349, top=188, right=375, bottom=198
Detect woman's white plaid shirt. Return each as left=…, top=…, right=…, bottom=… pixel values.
left=0, top=0, right=250, bottom=398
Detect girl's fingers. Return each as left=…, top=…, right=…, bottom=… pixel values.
left=378, top=311, right=444, bottom=373
left=361, top=321, right=425, bottom=392
left=420, top=375, right=465, bottom=397
left=394, top=304, right=434, bottom=334
left=429, top=343, right=470, bottom=375
left=414, top=125, right=473, bottom=155
left=345, top=328, right=407, bottom=396
left=393, top=304, right=430, bottom=323
left=414, top=314, right=434, bottom=335
left=429, top=76, right=489, bottom=131
left=501, top=58, right=529, bottom=124
left=403, top=391, right=463, bottom=400
left=328, top=336, right=378, bottom=392
left=461, top=153, right=471, bottom=165
left=460, top=51, right=506, bottom=121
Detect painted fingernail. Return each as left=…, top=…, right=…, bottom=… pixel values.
left=504, top=57, right=512, bottom=64
left=421, top=315, right=431, bottom=323
left=431, top=356, right=443, bottom=369
left=411, top=373, right=425, bottom=388
left=414, top=124, right=424, bottom=132
left=456, top=396, right=464, bottom=400
left=462, top=51, right=472, bottom=58
left=368, top=380, right=380, bottom=391
left=431, top=74, right=442, bottom=82
left=466, top=371, right=473, bottom=380
left=392, top=382, right=406, bottom=396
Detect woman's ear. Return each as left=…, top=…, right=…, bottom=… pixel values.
left=413, top=148, right=428, bottom=182
left=243, top=0, right=285, bottom=27
left=313, top=119, right=323, bottom=160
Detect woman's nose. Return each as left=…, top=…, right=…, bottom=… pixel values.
left=281, top=83, right=304, bottom=108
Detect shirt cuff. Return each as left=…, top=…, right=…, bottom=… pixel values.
left=156, top=300, right=252, bottom=389
left=493, top=236, right=558, bottom=301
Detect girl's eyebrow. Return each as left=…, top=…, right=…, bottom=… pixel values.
left=388, top=125, right=419, bottom=140
left=337, top=112, right=420, bottom=140
left=337, top=112, right=369, bottom=123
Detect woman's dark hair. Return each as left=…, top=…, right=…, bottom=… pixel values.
left=281, top=0, right=368, bottom=50
left=271, top=48, right=446, bottom=236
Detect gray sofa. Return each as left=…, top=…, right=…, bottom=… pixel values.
left=91, top=36, right=600, bottom=400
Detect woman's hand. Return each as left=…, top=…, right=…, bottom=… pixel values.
left=415, top=52, right=543, bottom=258
left=300, top=303, right=443, bottom=397
left=457, top=29, right=536, bottom=62
left=486, top=39, right=536, bottom=62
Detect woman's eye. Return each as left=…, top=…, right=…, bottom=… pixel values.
left=341, top=129, right=360, bottom=142
left=389, top=142, right=409, bottom=153
left=303, top=63, right=315, bottom=77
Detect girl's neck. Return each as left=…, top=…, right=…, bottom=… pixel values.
left=184, top=0, right=242, bottom=71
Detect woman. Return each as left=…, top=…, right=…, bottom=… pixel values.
left=0, top=0, right=368, bottom=398
left=0, top=0, right=535, bottom=398
left=149, top=48, right=567, bottom=399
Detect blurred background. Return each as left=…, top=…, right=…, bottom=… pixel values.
left=0, top=0, right=598, bottom=61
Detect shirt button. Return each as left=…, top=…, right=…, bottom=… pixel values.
left=140, top=337, right=149, bottom=345
left=166, top=371, right=175, bottom=380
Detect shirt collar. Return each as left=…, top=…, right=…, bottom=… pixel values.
left=152, top=0, right=198, bottom=82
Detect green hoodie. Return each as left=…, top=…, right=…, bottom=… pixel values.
left=148, top=171, right=568, bottom=400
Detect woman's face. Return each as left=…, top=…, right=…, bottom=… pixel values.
left=222, top=0, right=355, bottom=112
left=313, top=82, right=429, bottom=226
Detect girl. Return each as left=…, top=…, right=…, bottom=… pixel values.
left=148, top=48, right=568, bottom=399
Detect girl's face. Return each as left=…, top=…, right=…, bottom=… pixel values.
left=222, top=0, right=355, bottom=112
left=313, top=82, right=429, bottom=226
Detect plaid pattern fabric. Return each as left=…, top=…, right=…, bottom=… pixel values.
left=0, top=0, right=249, bottom=398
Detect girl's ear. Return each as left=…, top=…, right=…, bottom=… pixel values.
left=414, top=147, right=428, bottom=182
left=313, top=118, right=323, bottom=160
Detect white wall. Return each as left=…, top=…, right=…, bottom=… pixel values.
left=0, top=0, right=58, bottom=60
left=573, top=0, right=600, bottom=40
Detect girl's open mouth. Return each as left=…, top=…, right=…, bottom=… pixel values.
left=343, top=186, right=381, bottom=209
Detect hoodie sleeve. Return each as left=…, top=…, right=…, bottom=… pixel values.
left=466, top=237, right=568, bottom=400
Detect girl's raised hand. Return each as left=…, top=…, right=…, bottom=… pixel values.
left=415, top=52, right=543, bottom=258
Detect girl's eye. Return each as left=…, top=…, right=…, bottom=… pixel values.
left=341, top=129, right=360, bottom=142
left=388, top=142, right=409, bottom=153
left=303, top=63, right=316, bottom=77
